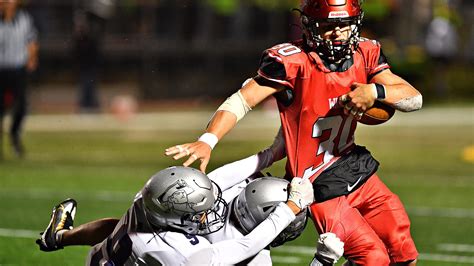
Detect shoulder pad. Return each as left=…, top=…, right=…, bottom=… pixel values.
left=265, top=43, right=308, bottom=65
left=358, top=38, right=382, bottom=50
left=259, top=42, right=311, bottom=84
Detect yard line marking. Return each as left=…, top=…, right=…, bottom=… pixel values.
left=271, top=256, right=302, bottom=264
left=273, top=245, right=314, bottom=255
left=0, top=228, right=38, bottom=239
left=438, top=243, right=474, bottom=253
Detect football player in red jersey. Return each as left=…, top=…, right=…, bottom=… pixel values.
left=165, top=0, right=422, bottom=265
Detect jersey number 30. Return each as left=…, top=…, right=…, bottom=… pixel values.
left=303, top=115, right=355, bottom=179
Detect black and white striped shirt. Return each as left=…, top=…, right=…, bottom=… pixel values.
left=0, top=10, right=37, bottom=69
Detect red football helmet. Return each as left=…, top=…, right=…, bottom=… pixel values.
left=300, top=0, right=364, bottom=63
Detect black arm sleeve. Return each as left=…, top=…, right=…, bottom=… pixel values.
left=259, top=53, right=287, bottom=80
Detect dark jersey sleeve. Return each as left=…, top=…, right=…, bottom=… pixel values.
left=359, top=39, right=391, bottom=81
left=367, top=48, right=390, bottom=80
left=257, top=43, right=308, bottom=90
left=259, top=53, right=287, bottom=81
left=257, top=52, right=295, bottom=106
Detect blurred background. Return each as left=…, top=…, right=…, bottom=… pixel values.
left=0, top=0, right=473, bottom=265
left=18, top=0, right=474, bottom=112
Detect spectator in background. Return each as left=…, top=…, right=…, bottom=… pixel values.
left=0, top=0, right=38, bottom=159
left=425, top=0, right=461, bottom=97
left=73, top=0, right=115, bottom=113
left=73, top=8, right=103, bottom=113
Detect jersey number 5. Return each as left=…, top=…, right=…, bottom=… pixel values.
left=185, top=234, right=200, bottom=245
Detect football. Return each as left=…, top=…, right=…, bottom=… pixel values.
left=358, top=101, right=395, bottom=125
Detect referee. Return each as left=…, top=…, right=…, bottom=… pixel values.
left=0, top=0, right=38, bottom=159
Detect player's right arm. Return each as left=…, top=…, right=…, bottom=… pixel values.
left=165, top=42, right=304, bottom=173
left=165, top=78, right=282, bottom=173
left=184, top=202, right=295, bottom=265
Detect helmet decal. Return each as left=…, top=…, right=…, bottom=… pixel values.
left=162, top=179, right=201, bottom=214
left=328, top=11, right=350, bottom=18
left=328, top=0, right=347, bottom=5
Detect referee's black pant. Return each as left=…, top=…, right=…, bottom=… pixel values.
left=0, top=67, right=28, bottom=158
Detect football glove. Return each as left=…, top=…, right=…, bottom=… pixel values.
left=311, top=233, right=344, bottom=265
left=288, top=177, right=314, bottom=210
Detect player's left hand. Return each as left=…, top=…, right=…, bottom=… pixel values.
left=164, top=141, right=212, bottom=173
left=339, top=82, right=376, bottom=120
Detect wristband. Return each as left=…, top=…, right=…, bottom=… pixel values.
left=198, top=133, right=219, bottom=150
left=311, top=254, right=334, bottom=266
left=374, top=83, right=386, bottom=100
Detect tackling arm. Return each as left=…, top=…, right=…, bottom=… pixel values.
left=186, top=203, right=296, bottom=265
left=207, top=148, right=274, bottom=191
left=207, top=127, right=286, bottom=191
left=185, top=177, right=313, bottom=265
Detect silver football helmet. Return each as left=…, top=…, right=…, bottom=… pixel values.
left=142, top=166, right=228, bottom=235
left=233, top=177, right=308, bottom=246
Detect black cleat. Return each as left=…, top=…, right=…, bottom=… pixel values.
left=36, top=199, right=77, bottom=252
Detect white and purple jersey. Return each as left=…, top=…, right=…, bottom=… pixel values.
left=86, top=149, right=294, bottom=266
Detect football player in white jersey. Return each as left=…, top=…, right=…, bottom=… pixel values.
left=37, top=149, right=344, bottom=265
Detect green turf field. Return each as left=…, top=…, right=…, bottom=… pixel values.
left=0, top=107, right=473, bottom=265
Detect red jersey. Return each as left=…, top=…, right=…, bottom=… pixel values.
left=257, top=39, right=390, bottom=182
